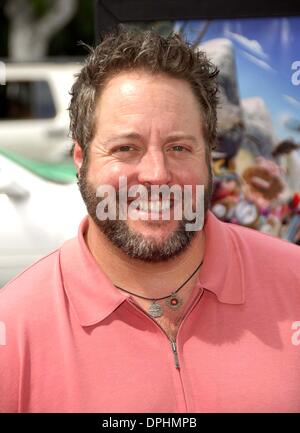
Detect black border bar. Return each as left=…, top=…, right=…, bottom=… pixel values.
left=95, top=0, right=300, bottom=41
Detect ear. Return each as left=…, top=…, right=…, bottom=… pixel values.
left=73, top=142, right=84, bottom=175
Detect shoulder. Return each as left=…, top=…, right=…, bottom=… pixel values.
left=224, top=222, right=300, bottom=280
left=226, top=221, right=300, bottom=256
left=206, top=211, right=300, bottom=263
left=0, top=247, right=68, bottom=413
left=0, top=248, right=61, bottom=322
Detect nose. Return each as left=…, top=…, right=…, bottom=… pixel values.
left=137, top=148, right=172, bottom=185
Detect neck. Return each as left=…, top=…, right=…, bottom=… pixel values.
left=85, top=217, right=205, bottom=299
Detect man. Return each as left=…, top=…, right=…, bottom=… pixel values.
left=1, top=29, right=300, bottom=413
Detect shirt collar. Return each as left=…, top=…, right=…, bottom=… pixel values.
left=60, top=211, right=245, bottom=327
left=60, top=217, right=129, bottom=327
left=198, top=211, right=245, bottom=305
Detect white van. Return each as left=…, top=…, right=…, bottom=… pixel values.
left=0, top=146, right=86, bottom=287
left=0, top=62, right=81, bottom=163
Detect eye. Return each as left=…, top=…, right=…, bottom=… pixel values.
left=111, top=145, right=140, bottom=160
left=116, top=145, right=134, bottom=152
left=169, top=145, right=188, bottom=152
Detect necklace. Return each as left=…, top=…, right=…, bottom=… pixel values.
left=114, top=259, right=204, bottom=318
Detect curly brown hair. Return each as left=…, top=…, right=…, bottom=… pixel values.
left=69, top=27, right=219, bottom=160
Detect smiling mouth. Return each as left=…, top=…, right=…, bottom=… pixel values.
left=129, top=199, right=175, bottom=213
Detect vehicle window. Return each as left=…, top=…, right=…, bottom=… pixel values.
left=0, top=80, right=56, bottom=120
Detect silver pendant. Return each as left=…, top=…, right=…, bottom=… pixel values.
left=148, top=301, right=163, bottom=318
left=165, top=293, right=182, bottom=310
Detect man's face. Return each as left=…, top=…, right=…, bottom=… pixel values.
left=78, top=70, right=212, bottom=262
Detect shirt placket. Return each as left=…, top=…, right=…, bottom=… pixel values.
left=127, top=288, right=204, bottom=412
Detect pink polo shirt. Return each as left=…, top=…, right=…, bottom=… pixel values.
left=1, top=211, right=300, bottom=413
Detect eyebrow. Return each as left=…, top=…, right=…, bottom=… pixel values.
left=103, top=133, right=142, bottom=145
left=103, top=132, right=198, bottom=145
left=164, top=133, right=197, bottom=144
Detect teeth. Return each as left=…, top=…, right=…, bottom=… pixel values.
left=161, top=201, right=171, bottom=211
left=150, top=202, right=160, bottom=213
left=131, top=200, right=172, bottom=212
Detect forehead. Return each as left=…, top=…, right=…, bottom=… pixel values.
left=95, top=70, right=202, bottom=123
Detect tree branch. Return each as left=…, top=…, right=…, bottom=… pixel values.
left=34, top=0, right=78, bottom=39
left=4, top=0, right=33, bottom=24
left=192, top=21, right=211, bottom=48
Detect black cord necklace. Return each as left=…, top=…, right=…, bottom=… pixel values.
left=114, top=259, right=204, bottom=318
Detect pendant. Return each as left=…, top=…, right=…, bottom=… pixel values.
left=148, top=301, right=163, bottom=318
left=165, top=293, right=182, bottom=310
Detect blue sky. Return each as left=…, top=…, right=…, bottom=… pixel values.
left=177, top=17, right=300, bottom=143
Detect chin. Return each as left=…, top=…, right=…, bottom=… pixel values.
left=127, top=219, right=179, bottom=238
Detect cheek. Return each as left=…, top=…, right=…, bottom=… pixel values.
left=177, top=162, right=209, bottom=187
left=88, top=160, right=137, bottom=188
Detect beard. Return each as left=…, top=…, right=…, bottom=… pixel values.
left=78, top=160, right=212, bottom=263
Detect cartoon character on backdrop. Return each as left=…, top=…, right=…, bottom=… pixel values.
left=211, top=156, right=260, bottom=228
left=212, top=156, right=237, bottom=220
left=212, top=156, right=286, bottom=234
left=241, top=157, right=285, bottom=236
left=282, top=192, right=300, bottom=244
left=211, top=171, right=242, bottom=222
left=272, top=140, right=300, bottom=194
left=271, top=140, right=300, bottom=243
